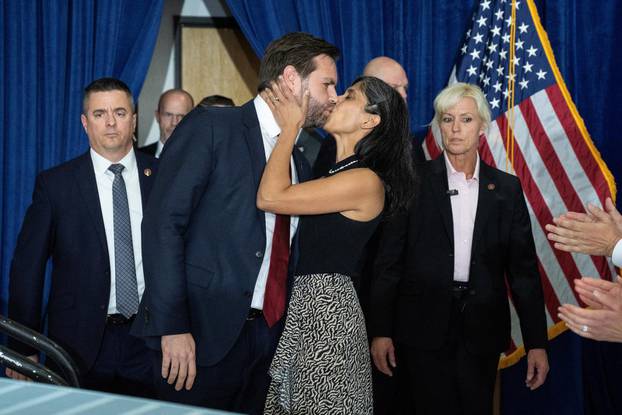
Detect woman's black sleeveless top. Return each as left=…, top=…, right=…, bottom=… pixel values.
left=294, top=155, right=382, bottom=287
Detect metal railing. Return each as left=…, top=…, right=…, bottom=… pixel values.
left=0, top=315, right=80, bottom=387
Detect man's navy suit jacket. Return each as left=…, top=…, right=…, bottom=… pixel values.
left=8, top=150, right=158, bottom=372
left=132, top=100, right=311, bottom=366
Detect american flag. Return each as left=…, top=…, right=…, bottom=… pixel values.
left=423, top=0, right=617, bottom=367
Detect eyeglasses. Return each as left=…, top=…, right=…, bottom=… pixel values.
left=159, top=112, right=186, bottom=121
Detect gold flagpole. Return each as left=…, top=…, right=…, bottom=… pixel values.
left=506, top=0, right=517, bottom=172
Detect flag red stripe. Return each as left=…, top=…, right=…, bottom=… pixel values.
left=536, top=259, right=564, bottom=318
left=496, top=114, right=583, bottom=296
left=424, top=130, right=441, bottom=159
left=545, top=85, right=613, bottom=202
left=534, top=89, right=614, bottom=280
left=518, top=98, right=585, bottom=212
left=482, top=124, right=564, bottom=319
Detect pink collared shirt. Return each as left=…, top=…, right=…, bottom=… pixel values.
left=445, top=153, right=480, bottom=283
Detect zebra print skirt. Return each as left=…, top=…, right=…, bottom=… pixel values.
left=264, top=273, right=373, bottom=414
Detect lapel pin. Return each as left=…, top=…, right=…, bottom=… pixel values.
left=487, top=183, right=495, bottom=191
left=144, top=168, right=152, bottom=177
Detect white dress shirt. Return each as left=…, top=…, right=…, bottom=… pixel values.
left=612, top=239, right=622, bottom=267
left=90, top=148, right=145, bottom=314
left=445, top=153, right=480, bottom=283
left=251, top=95, right=299, bottom=309
left=154, top=140, right=164, bottom=158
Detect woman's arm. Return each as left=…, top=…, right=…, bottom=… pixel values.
left=257, top=79, right=384, bottom=220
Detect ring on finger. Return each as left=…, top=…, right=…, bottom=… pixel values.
left=581, top=324, right=589, bottom=333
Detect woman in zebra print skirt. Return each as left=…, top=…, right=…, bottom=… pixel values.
left=257, top=75, right=415, bottom=414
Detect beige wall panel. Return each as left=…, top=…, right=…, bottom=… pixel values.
left=181, top=26, right=259, bottom=106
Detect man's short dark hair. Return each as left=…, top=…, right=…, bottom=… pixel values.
left=258, top=32, right=340, bottom=92
left=83, top=77, right=134, bottom=114
left=198, top=95, right=235, bottom=108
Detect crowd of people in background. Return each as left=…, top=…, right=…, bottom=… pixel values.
left=4, top=31, right=621, bottom=415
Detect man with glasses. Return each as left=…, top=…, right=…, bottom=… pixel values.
left=140, top=89, right=194, bottom=158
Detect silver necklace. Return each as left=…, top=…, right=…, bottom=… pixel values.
left=328, top=158, right=359, bottom=174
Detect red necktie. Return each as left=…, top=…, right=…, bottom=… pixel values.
left=263, top=213, right=290, bottom=327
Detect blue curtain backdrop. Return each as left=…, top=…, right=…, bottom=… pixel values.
left=225, top=1, right=622, bottom=414
left=0, top=0, right=163, bottom=336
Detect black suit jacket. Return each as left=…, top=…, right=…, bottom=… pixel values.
left=8, top=150, right=157, bottom=372
left=138, top=142, right=158, bottom=157
left=370, top=155, right=547, bottom=355
left=132, top=100, right=311, bottom=366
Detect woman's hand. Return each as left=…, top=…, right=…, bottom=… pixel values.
left=261, top=76, right=309, bottom=135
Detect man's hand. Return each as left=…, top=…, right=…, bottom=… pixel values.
left=161, top=333, right=196, bottom=391
left=5, top=354, right=38, bottom=381
left=371, top=337, right=396, bottom=377
left=545, top=197, right=622, bottom=257
left=525, top=348, right=548, bottom=390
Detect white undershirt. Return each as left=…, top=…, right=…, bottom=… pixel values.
left=612, top=239, right=622, bottom=268
left=445, top=153, right=480, bottom=282
left=90, top=148, right=145, bottom=314
left=155, top=140, right=164, bottom=158
left=251, top=95, right=299, bottom=309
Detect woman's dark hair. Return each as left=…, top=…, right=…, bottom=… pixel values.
left=352, top=76, right=416, bottom=215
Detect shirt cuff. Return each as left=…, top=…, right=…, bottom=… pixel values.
left=612, top=239, right=622, bottom=268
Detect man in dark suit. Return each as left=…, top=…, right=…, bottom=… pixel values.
left=7, top=78, right=157, bottom=396
left=370, top=83, right=549, bottom=414
left=139, top=88, right=194, bottom=158
left=132, top=32, right=339, bottom=414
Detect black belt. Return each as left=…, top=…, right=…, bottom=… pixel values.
left=452, top=282, right=471, bottom=302
left=106, top=314, right=136, bottom=325
left=247, top=308, right=263, bottom=321
left=452, top=281, right=470, bottom=293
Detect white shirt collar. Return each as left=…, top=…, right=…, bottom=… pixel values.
left=253, top=95, right=281, bottom=139
left=90, top=147, right=137, bottom=177
left=155, top=140, right=164, bottom=158
left=444, top=151, right=480, bottom=181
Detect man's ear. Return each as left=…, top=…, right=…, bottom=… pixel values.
left=80, top=114, right=88, bottom=134
left=283, top=65, right=301, bottom=94
left=362, top=114, right=381, bottom=130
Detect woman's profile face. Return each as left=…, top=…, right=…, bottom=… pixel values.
left=323, top=83, right=374, bottom=135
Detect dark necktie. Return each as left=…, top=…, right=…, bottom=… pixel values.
left=108, top=163, right=138, bottom=318
left=263, top=213, right=291, bottom=327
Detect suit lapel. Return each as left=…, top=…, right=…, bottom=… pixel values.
left=73, top=152, right=109, bottom=258
left=241, top=101, right=266, bottom=191
left=135, top=151, right=157, bottom=207
left=429, top=156, right=454, bottom=247
left=292, top=146, right=311, bottom=183
left=241, top=100, right=267, bottom=237
left=471, top=161, right=496, bottom=252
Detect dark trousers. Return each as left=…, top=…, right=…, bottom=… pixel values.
left=396, top=293, right=500, bottom=415
left=373, top=363, right=399, bottom=415
left=154, top=315, right=283, bottom=415
left=79, top=319, right=154, bottom=397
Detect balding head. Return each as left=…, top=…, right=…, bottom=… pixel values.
left=155, top=89, right=194, bottom=143
left=363, top=56, right=409, bottom=101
